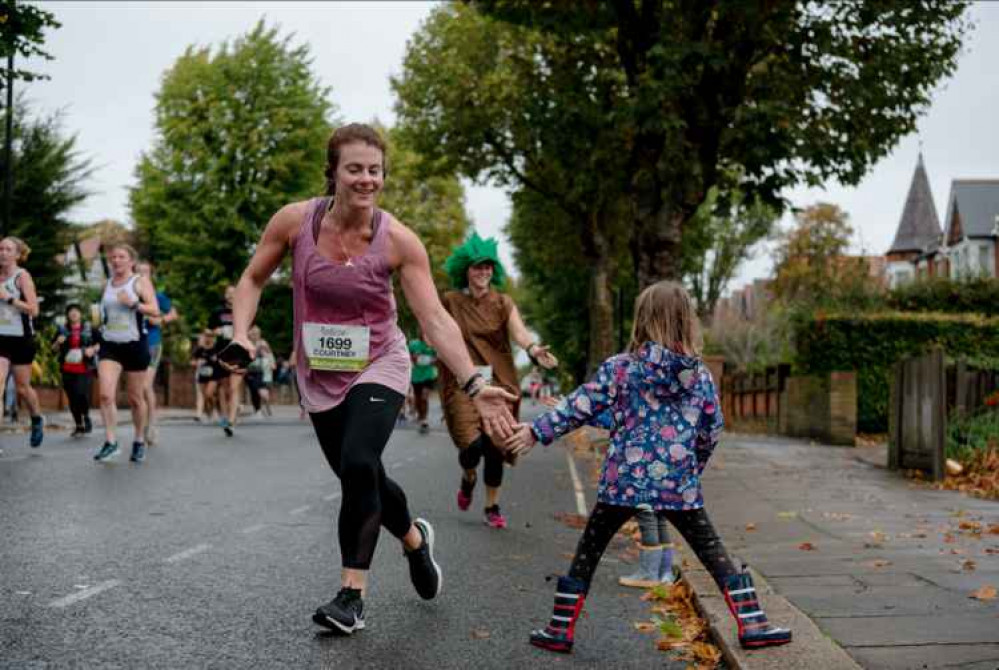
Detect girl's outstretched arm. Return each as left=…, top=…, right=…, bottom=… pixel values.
left=532, top=358, right=620, bottom=446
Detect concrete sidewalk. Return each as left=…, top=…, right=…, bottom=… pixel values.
left=699, top=433, right=999, bottom=669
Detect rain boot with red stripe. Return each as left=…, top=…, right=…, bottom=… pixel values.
left=724, top=566, right=792, bottom=648
left=529, top=576, right=586, bottom=653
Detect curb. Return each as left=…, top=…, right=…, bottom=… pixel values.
left=674, top=537, right=862, bottom=670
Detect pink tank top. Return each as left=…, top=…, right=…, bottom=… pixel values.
left=292, top=197, right=410, bottom=412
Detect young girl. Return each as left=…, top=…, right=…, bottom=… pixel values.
left=505, top=280, right=791, bottom=653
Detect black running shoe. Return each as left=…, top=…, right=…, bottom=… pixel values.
left=404, top=518, right=442, bottom=600
left=312, top=587, right=365, bottom=635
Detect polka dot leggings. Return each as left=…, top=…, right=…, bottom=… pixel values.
left=567, top=502, right=739, bottom=592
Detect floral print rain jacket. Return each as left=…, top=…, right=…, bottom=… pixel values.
left=532, top=341, right=723, bottom=511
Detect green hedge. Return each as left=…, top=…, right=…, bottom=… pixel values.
left=794, top=312, right=999, bottom=433
left=888, top=277, right=999, bottom=316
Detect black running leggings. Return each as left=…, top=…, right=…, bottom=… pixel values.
left=458, top=434, right=504, bottom=488
left=568, top=502, right=738, bottom=592
left=61, top=371, right=92, bottom=428
left=310, top=384, right=412, bottom=570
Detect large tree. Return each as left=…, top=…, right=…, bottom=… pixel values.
left=378, top=125, right=470, bottom=337
left=393, top=4, right=630, bottom=367
left=0, top=1, right=60, bottom=83
left=0, top=99, right=93, bottom=318
left=130, top=20, right=335, bottom=329
left=468, top=1, right=969, bottom=287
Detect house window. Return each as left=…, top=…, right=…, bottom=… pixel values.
left=979, top=245, right=990, bottom=275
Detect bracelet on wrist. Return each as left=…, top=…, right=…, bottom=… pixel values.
left=461, top=372, right=484, bottom=395
left=467, top=379, right=486, bottom=399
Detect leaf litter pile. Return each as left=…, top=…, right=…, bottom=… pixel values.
left=907, top=445, right=999, bottom=500
left=637, top=582, right=723, bottom=669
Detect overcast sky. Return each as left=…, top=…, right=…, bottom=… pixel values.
left=20, top=1, right=999, bottom=290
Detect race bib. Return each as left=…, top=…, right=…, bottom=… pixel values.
left=105, top=309, right=131, bottom=333
left=416, top=354, right=435, bottom=367
left=65, top=348, right=84, bottom=364
left=303, top=323, right=370, bottom=372
left=197, top=364, right=214, bottom=378
left=220, top=325, right=234, bottom=340
left=476, top=365, right=493, bottom=383
left=0, top=304, right=14, bottom=326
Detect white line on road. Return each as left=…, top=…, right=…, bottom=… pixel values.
left=405, top=456, right=415, bottom=463
left=290, top=505, right=311, bottom=516
left=323, top=493, right=341, bottom=502
left=164, top=543, right=211, bottom=564
left=241, top=524, right=265, bottom=534
left=49, top=580, right=121, bottom=608
left=390, top=462, right=402, bottom=469
left=565, top=450, right=588, bottom=515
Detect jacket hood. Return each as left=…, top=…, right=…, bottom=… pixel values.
left=634, top=341, right=701, bottom=398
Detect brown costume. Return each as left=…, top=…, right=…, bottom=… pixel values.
left=439, top=289, right=521, bottom=450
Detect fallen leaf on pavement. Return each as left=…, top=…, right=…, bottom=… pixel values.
left=969, top=585, right=997, bottom=601
left=867, top=559, right=892, bottom=568
left=869, top=531, right=888, bottom=544
left=943, top=533, right=957, bottom=544
left=745, top=523, right=757, bottom=531
left=470, top=629, right=491, bottom=640
left=958, top=520, right=983, bottom=535
left=985, top=547, right=999, bottom=555
left=562, top=552, right=575, bottom=559
left=633, top=621, right=657, bottom=634
left=798, top=542, right=817, bottom=551
left=987, top=524, right=999, bottom=536
left=553, top=512, right=588, bottom=529
left=951, top=548, right=966, bottom=555
left=777, top=511, right=798, bottom=519
left=822, top=512, right=854, bottom=521
left=963, top=559, right=977, bottom=571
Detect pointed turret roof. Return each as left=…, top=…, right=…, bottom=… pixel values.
left=888, top=153, right=941, bottom=254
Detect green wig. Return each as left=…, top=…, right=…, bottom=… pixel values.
left=444, top=232, right=507, bottom=290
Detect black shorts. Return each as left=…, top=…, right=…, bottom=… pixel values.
left=100, top=339, right=151, bottom=372
left=0, top=335, right=36, bottom=366
left=412, top=379, right=436, bottom=393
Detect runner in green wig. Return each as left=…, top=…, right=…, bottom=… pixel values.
left=444, top=232, right=507, bottom=290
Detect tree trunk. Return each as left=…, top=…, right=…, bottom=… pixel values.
left=588, top=253, right=615, bottom=374
left=633, top=207, right=685, bottom=288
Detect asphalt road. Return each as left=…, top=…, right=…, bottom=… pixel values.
left=0, top=410, right=686, bottom=669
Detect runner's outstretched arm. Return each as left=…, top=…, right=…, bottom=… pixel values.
left=393, top=221, right=517, bottom=439
left=231, top=204, right=301, bottom=351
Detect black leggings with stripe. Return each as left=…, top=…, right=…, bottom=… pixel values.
left=568, top=502, right=738, bottom=592
left=310, top=384, right=412, bottom=570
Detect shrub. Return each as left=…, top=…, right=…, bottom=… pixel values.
left=947, top=408, right=999, bottom=462
left=888, top=277, right=999, bottom=316
left=795, top=312, right=999, bottom=432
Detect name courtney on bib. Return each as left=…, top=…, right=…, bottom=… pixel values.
left=303, top=323, right=370, bottom=372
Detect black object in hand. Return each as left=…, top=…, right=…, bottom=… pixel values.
left=218, top=342, right=252, bottom=370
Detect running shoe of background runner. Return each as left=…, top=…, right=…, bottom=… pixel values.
left=29, top=416, right=44, bottom=447
left=484, top=505, right=507, bottom=529
left=220, top=417, right=233, bottom=437
left=130, top=441, right=146, bottom=463
left=94, top=441, right=119, bottom=462
left=404, top=518, right=441, bottom=599
left=313, top=587, right=365, bottom=635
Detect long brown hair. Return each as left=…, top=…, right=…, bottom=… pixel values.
left=627, top=280, right=702, bottom=357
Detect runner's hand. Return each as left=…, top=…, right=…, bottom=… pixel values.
left=539, top=394, right=563, bottom=409
left=218, top=336, right=255, bottom=373
left=473, top=386, right=518, bottom=439
left=504, top=423, right=537, bottom=457
left=531, top=344, right=559, bottom=369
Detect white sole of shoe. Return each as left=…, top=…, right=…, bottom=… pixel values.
left=315, top=612, right=365, bottom=634
left=415, top=517, right=442, bottom=598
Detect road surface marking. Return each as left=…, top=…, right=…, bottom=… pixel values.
left=390, top=462, right=402, bottom=469
left=290, top=505, right=311, bottom=516
left=165, top=543, right=211, bottom=564
left=49, top=580, right=121, bottom=608
left=241, top=524, right=265, bottom=534
left=565, top=450, right=588, bottom=515
left=323, top=493, right=341, bottom=502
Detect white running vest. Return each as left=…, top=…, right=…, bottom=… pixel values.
left=0, top=269, right=28, bottom=337
left=101, top=275, right=144, bottom=343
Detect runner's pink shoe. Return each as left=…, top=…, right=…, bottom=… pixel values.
left=457, top=489, right=472, bottom=511
left=484, top=505, right=507, bottom=529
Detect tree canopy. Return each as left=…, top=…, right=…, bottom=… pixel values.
left=0, top=99, right=93, bottom=318
left=0, top=1, right=60, bottom=84
left=130, top=20, right=335, bottom=330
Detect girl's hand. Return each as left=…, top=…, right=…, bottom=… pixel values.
left=504, top=423, right=537, bottom=457
left=539, top=394, right=563, bottom=409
